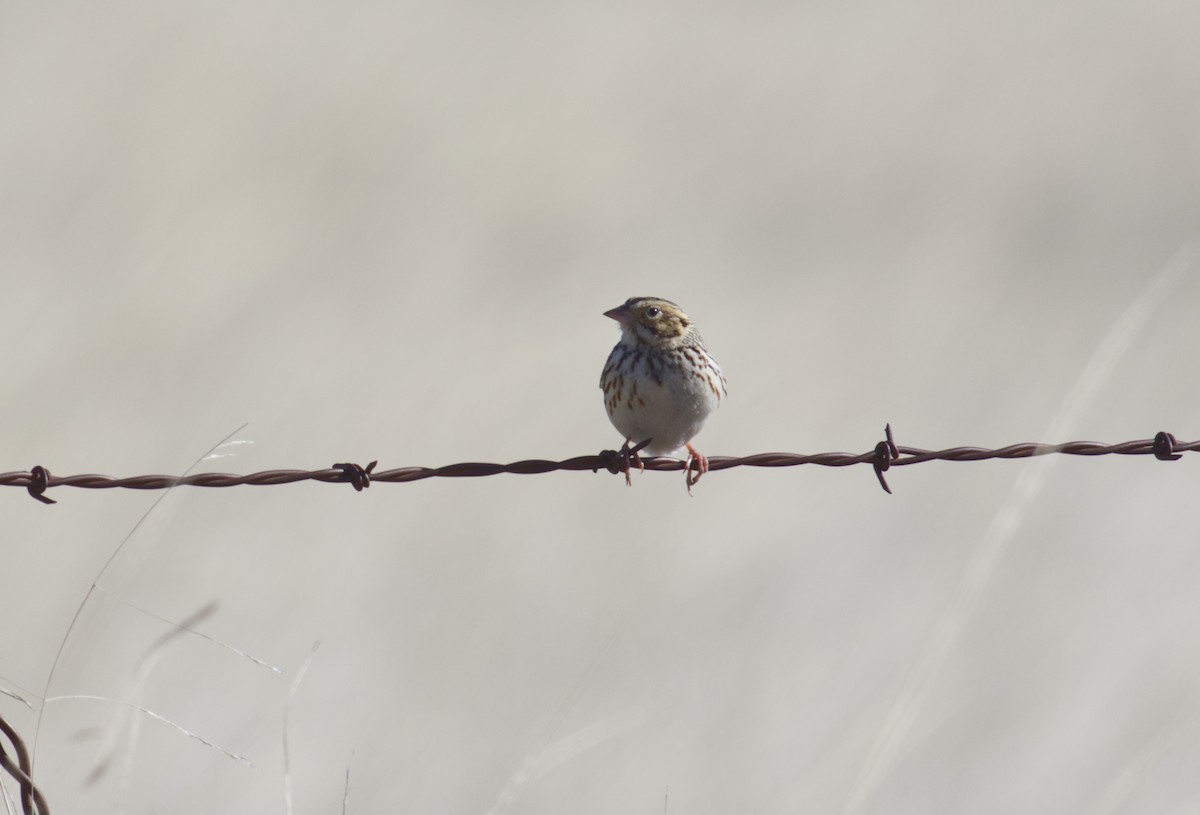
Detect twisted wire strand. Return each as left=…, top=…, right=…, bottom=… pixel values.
left=2, top=432, right=1194, bottom=502
left=0, top=713, right=48, bottom=815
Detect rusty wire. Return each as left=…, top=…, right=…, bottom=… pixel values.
left=1, top=429, right=1194, bottom=505
left=0, top=713, right=48, bottom=815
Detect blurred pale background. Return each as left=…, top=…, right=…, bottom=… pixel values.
left=4, top=1, right=1200, bottom=813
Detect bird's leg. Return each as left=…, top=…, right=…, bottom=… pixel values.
left=684, top=443, right=709, bottom=493
left=618, top=438, right=649, bottom=486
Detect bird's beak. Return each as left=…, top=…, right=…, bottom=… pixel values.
left=603, top=303, right=633, bottom=323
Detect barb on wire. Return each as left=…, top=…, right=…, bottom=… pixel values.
left=872, top=424, right=900, bottom=494
left=332, top=460, right=377, bottom=492
left=1, top=429, right=1195, bottom=505
left=1153, top=431, right=1183, bottom=461
left=26, top=465, right=55, bottom=505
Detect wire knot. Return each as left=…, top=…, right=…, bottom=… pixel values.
left=594, top=449, right=624, bottom=475
left=873, top=424, right=900, bottom=494
left=27, top=466, right=56, bottom=505
left=332, top=460, right=377, bottom=491
left=1153, top=431, right=1183, bottom=461
left=594, top=438, right=651, bottom=478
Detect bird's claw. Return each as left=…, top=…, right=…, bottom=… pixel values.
left=684, top=443, right=709, bottom=495
left=619, top=438, right=651, bottom=486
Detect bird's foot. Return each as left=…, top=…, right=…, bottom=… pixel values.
left=619, top=438, right=651, bottom=486
left=684, top=443, right=709, bottom=495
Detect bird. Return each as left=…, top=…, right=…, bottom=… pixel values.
left=599, top=297, right=727, bottom=491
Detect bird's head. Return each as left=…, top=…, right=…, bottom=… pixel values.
left=604, top=297, right=698, bottom=349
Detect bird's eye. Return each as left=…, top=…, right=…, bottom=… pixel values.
left=645, top=307, right=661, bottom=318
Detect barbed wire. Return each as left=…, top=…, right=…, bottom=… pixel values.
left=0, top=430, right=1191, bottom=812
left=1, top=428, right=1194, bottom=505
left=0, top=713, right=48, bottom=815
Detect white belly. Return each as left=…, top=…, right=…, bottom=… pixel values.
left=604, top=359, right=722, bottom=455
